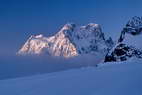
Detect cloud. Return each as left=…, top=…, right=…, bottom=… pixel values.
left=0, top=54, right=98, bottom=80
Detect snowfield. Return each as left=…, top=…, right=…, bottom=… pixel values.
left=0, top=60, right=142, bottom=95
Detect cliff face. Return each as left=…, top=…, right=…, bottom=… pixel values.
left=105, top=16, right=142, bottom=62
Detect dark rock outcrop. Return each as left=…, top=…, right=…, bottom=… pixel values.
left=105, top=16, right=142, bottom=62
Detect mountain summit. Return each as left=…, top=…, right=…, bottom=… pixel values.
left=18, top=23, right=114, bottom=59
left=105, top=16, right=142, bottom=62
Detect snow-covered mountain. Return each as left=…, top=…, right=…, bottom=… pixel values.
left=18, top=23, right=114, bottom=58
left=105, top=16, right=142, bottom=62
left=18, top=16, right=142, bottom=62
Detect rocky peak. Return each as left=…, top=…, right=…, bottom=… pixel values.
left=61, top=23, right=76, bottom=31
left=105, top=16, right=142, bottom=62
left=76, top=23, right=104, bottom=40
left=72, top=23, right=112, bottom=55
left=55, top=23, right=76, bottom=40
left=118, top=16, right=142, bottom=43
left=18, top=22, right=113, bottom=59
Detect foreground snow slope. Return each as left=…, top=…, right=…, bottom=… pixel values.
left=0, top=61, right=142, bottom=95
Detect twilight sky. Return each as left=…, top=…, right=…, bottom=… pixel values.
left=0, top=0, right=142, bottom=56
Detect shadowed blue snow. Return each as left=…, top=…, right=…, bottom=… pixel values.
left=0, top=61, right=142, bottom=95
left=0, top=0, right=142, bottom=55
left=0, top=55, right=98, bottom=80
